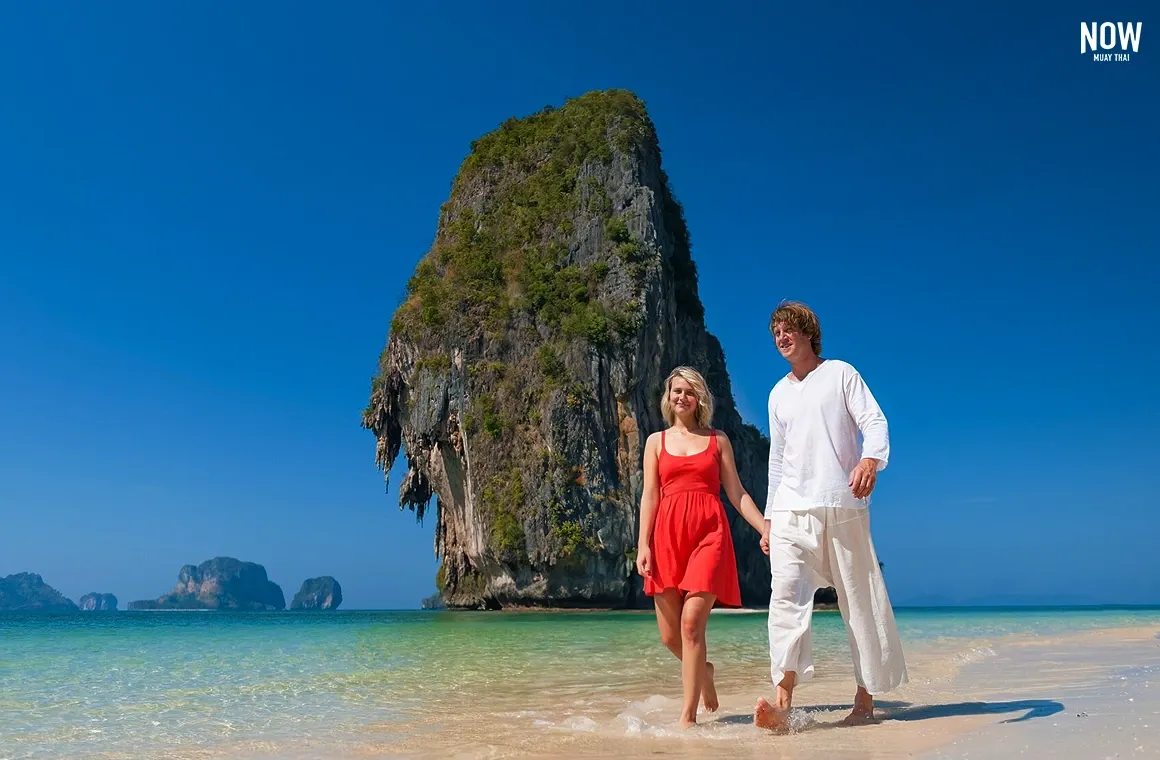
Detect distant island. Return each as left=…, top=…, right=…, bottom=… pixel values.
left=79, top=592, right=118, bottom=611
left=0, top=573, right=78, bottom=612
left=125, top=557, right=343, bottom=611
left=129, top=557, right=287, bottom=610
left=3, top=561, right=344, bottom=613
left=0, top=573, right=121, bottom=611
left=291, top=576, right=343, bottom=610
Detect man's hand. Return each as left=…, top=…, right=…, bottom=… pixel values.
left=849, top=458, right=880, bottom=499
left=759, top=521, right=771, bottom=555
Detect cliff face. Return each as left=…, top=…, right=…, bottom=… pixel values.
left=420, top=592, right=446, bottom=610
left=79, top=592, right=118, bottom=611
left=290, top=577, right=343, bottom=610
left=363, top=89, right=771, bottom=609
left=128, top=557, right=286, bottom=610
left=0, top=573, right=78, bottom=612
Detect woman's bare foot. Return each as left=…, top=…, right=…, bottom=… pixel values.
left=754, top=697, right=791, bottom=733
left=679, top=711, right=698, bottom=729
left=701, top=662, right=719, bottom=712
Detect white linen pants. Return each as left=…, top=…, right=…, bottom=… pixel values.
left=767, top=507, right=908, bottom=695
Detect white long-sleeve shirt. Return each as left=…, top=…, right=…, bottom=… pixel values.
left=764, top=359, right=889, bottom=516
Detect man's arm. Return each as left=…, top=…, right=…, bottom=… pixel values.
left=845, top=368, right=889, bottom=499
left=845, top=368, right=889, bottom=469
left=764, top=388, right=785, bottom=520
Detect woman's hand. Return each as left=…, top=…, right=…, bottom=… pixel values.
left=759, top=529, right=770, bottom=556
left=635, top=545, right=652, bottom=577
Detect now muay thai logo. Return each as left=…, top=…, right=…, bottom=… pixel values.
left=1081, top=21, right=1142, bottom=62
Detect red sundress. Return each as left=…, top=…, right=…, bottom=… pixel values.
left=643, top=430, right=742, bottom=608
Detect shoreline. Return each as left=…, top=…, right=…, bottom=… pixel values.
left=418, top=602, right=1160, bottom=614
left=6, top=609, right=1158, bottom=760
left=422, top=604, right=842, bottom=614
left=7, top=603, right=1153, bottom=614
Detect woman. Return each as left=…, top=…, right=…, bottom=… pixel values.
left=636, top=366, right=768, bottom=728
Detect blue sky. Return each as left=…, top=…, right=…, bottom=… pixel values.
left=1, top=1, right=1156, bottom=609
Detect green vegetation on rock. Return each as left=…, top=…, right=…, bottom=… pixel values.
left=0, top=573, right=78, bottom=612
left=389, top=89, right=658, bottom=349
left=481, top=470, right=527, bottom=561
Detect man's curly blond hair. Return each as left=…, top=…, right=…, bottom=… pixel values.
left=769, top=299, right=822, bottom=356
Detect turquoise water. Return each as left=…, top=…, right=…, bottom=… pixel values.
left=2, top=607, right=1158, bottom=759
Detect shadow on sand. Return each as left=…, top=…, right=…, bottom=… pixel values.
left=716, top=698, right=1064, bottom=727
left=882, top=699, right=1064, bottom=724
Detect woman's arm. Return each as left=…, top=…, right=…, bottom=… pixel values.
left=716, top=431, right=767, bottom=534
left=636, top=432, right=661, bottom=577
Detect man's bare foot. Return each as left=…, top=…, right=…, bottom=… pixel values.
left=839, top=709, right=878, bottom=726
left=754, top=697, right=791, bottom=733
left=701, top=662, right=719, bottom=712
left=840, top=689, right=878, bottom=726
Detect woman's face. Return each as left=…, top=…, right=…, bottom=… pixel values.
left=669, top=377, right=699, bottom=418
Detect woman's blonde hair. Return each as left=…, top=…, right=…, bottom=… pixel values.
left=660, top=366, right=715, bottom=429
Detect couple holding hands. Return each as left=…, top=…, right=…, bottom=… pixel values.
left=635, top=300, right=908, bottom=731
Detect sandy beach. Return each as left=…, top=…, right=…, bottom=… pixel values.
left=921, top=625, right=1158, bottom=759
left=362, top=615, right=1160, bottom=760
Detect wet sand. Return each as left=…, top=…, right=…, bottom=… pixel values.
left=351, top=619, right=1160, bottom=759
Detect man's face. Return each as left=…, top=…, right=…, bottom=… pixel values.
left=772, top=322, right=812, bottom=363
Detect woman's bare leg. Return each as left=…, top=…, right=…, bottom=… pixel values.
left=654, top=589, right=718, bottom=712
left=677, top=591, right=716, bottom=727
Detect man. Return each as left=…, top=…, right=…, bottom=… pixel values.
left=754, top=300, right=907, bottom=732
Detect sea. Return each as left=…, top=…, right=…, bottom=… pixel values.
left=3, top=606, right=1159, bottom=759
